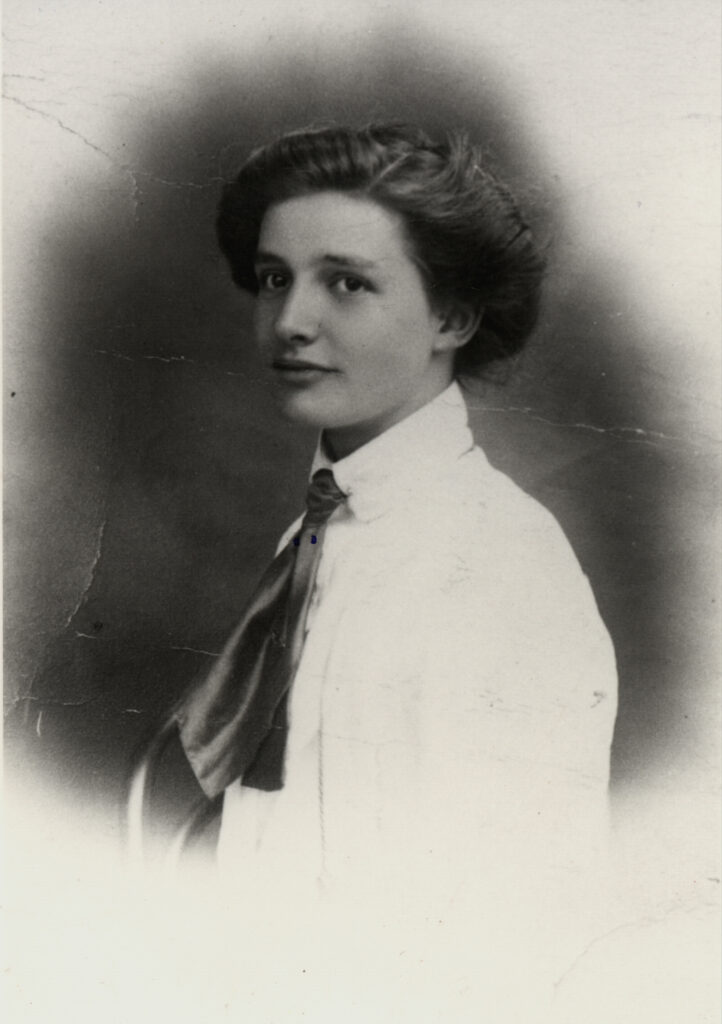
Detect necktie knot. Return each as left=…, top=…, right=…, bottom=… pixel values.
left=304, top=468, right=346, bottom=524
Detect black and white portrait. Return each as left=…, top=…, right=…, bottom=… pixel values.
left=4, top=2, right=720, bottom=1021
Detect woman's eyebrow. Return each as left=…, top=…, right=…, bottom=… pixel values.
left=321, top=253, right=378, bottom=270
left=254, top=249, right=286, bottom=266
left=254, top=250, right=380, bottom=270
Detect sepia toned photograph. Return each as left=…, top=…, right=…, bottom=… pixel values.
left=4, top=1, right=720, bottom=1021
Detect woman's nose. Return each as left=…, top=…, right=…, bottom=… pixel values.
left=274, top=283, right=320, bottom=344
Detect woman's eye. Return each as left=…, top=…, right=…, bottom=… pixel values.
left=257, top=270, right=288, bottom=291
left=333, top=275, right=368, bottom=295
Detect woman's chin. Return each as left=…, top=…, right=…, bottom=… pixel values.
left=270, top=384, right=344, bottom=430
left=272, top=393, right=334, bottom=431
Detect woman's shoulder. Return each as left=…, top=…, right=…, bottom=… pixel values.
left=443, top=444, right=577, bottom=562
left=431, top=445, right=611, bottom=639
left=427, top=445, right=617, bottom=719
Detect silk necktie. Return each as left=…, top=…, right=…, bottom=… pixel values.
left=175, top=469, right=347, bottom=798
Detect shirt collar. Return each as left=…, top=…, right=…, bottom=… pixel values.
left=310, top=382, right=475, bottom=522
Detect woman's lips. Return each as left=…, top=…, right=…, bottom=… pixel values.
left=271, top=359, right=337, bottom=383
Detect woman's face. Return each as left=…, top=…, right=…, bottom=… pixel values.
left=253, top=191, right=458, bottom=458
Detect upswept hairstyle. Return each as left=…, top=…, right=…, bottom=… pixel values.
left=216, top=123, right=546, bottom=377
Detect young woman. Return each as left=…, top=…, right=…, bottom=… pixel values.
left=174, top=122, right=618, bottom=1011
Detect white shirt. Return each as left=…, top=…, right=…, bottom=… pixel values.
left=217, top=383, right=617, bottom=935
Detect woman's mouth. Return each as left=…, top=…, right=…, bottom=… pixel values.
left=271, top=359, right=336, bottom=383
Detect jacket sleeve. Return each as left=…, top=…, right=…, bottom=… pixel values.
left=419, top=500, right=618, bottom=878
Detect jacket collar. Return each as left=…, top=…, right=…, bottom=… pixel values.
left=310, top=382, right=475, bottom=523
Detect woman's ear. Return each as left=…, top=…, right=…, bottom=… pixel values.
left=433, top=301, right=484, bottom=351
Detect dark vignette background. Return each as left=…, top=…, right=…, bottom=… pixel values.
left=5, top=30, right=720, bottom=845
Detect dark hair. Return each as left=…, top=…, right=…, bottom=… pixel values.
left=216, top=123, right=546, bottom=377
